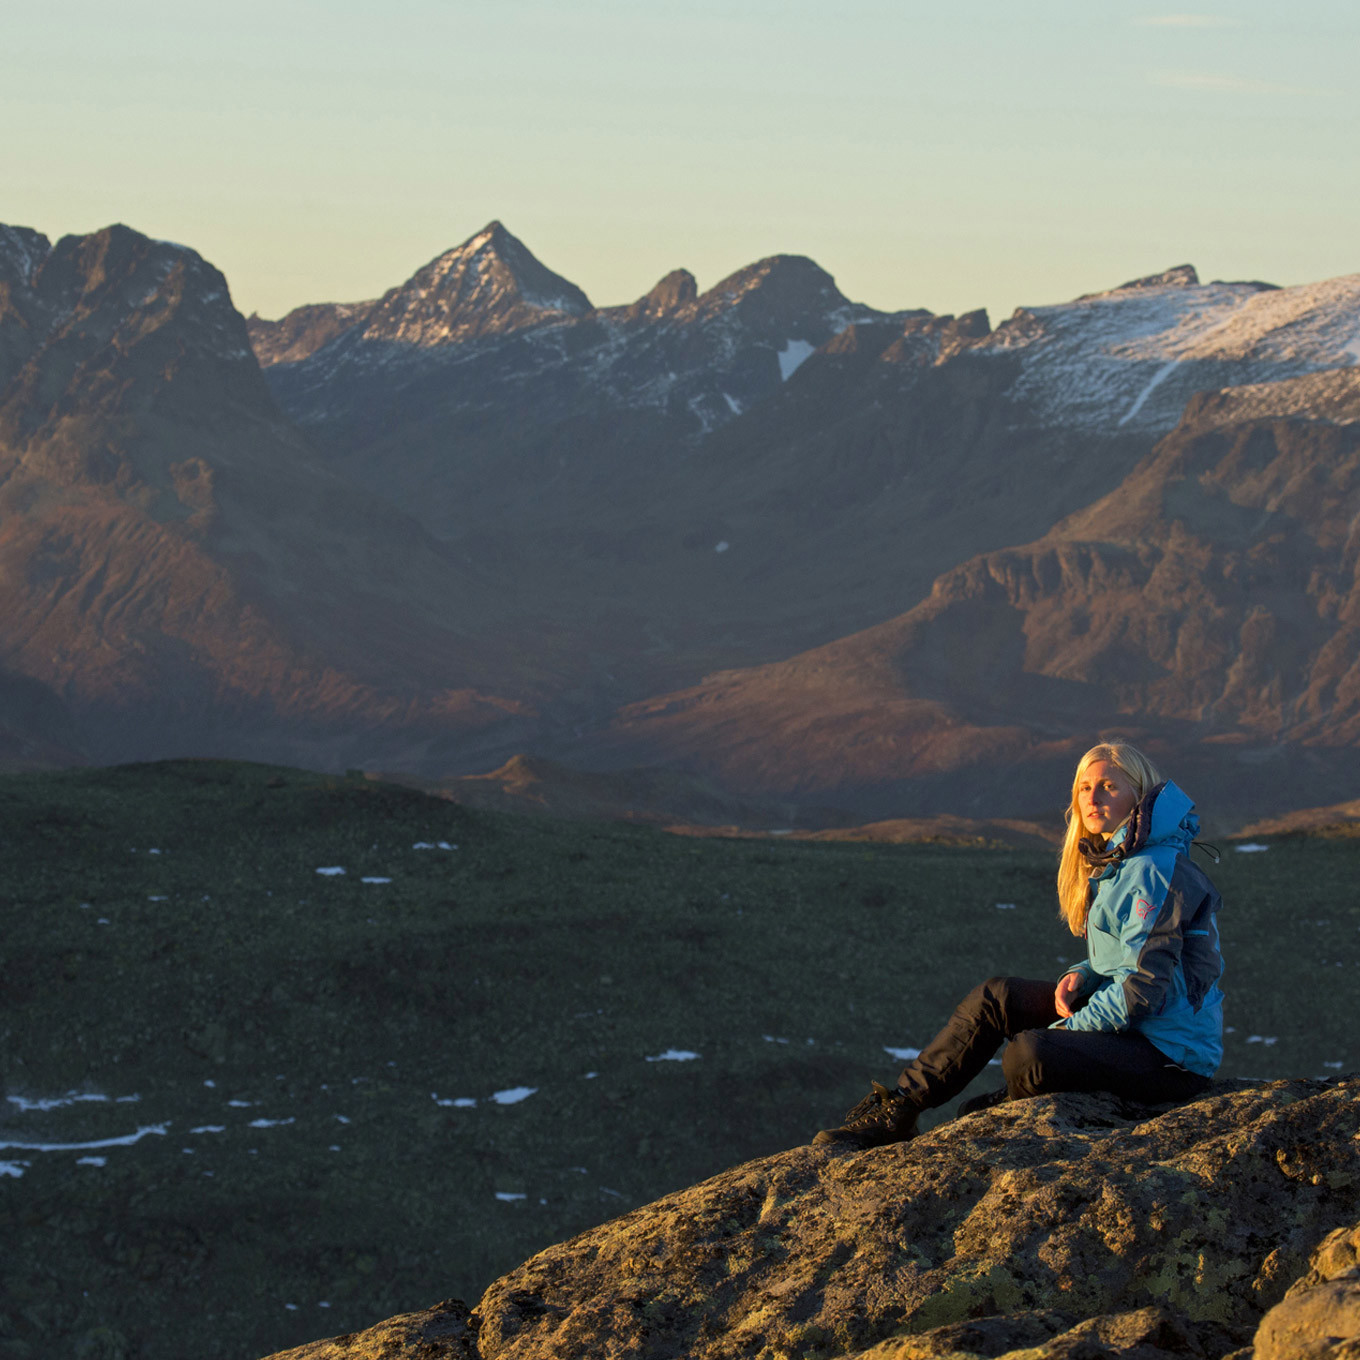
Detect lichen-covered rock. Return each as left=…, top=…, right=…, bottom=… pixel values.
left=264, top=1298, right=477, bottom=1359
left=267, top=1078, right=1360, bottom=1360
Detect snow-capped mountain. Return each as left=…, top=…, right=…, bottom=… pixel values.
left=351, top=219, right=594, bottom=346
left=979, top=264, right=1360, bottom=437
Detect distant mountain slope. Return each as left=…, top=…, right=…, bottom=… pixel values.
left=0, top=224, right=544, bottom=765
left=587, top=366, right=1360, bottom=826
left=7, top=216, right=1360, bottom=825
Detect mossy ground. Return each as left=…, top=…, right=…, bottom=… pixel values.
left=1, top=759, right=1355, bottom=1360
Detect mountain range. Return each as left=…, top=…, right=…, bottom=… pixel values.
left=3, top=217, right=1359, bottom=826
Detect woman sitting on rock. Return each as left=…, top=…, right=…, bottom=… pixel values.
left=813, top=741, right=1224, bottom=1149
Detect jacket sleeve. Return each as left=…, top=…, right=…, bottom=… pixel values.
left=1064, top=864, right=1182, bottom=1034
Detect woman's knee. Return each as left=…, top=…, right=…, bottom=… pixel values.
left=961, top=977, right=1054, bottom=1037
left=1002, top=1029, right=1046, bottom=1098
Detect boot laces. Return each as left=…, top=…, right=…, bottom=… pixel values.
left=843, top=1081, right=902, bottom=1130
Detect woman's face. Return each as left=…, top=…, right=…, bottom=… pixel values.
left=1077, top=759, right=1139, bottom=835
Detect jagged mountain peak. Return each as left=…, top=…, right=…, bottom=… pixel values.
left=354, top=221, right=593, bottom=349
left=0, top=221, right=270, bottom=461
left=631, top=268, right=698, bottom=318
left=683, top=254, right=873, bottom=348
left=1115, top=263, right=1200, bottom=291
left=38, top=223, right=217, bottom=310
left=464, top=219, right=510, bottom=250
left=700, top=253, right=844, bottom=312
left=431, top=220, right=591, bottom=311
left=1072, top=263, right=1201, bottom=306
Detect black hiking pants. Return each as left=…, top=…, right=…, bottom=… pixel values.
left=895, top=976, right=1211, bottom=1110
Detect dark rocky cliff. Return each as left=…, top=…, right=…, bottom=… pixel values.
left=265, top=1077, right=1360, bottom=1359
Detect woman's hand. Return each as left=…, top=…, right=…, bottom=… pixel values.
left=1054, top=972, right=1083, bottom=1019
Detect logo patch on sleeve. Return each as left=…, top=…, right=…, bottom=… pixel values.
left=1134, top=897, right=1156, bottom=920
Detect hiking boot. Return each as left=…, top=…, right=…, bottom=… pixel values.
left=957, top=1087, right=1009, bottom=1117
left=812, top=1081, right=919, bottom=1149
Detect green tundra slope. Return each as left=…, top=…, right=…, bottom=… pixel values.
left=0, top=760, right=1354, bottom=1360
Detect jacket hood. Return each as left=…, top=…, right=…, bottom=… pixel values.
left=1143, top=780, right=1198, bottom=847
left=1081, top=780, right=1199, bottom=868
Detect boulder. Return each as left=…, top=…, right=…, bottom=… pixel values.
left=266, top=1077, right=1360, bottom=1360
left=1251, top=1220, right=1360, bottom=1360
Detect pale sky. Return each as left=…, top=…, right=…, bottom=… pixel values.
left=5, top=1, right=1357, bottom=325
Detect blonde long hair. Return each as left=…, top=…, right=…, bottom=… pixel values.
left=1057, top=742, right=1164, bottom=936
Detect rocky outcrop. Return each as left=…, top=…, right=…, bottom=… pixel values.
left=1252, top=1220, right=1360, bottom=1360
left=264, top=1077, right=1360, bottom=1360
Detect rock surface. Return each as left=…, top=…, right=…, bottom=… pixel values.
left=264, top=1077, right=1360, bottom=1360
left=1253, top=1220, right=1360, bottom=1360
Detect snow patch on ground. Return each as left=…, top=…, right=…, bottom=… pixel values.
left=0, top=1124, right=171, bottom=1152
left=7, top=1091, right=138, bottom=1112
left=884, top=1046, right=922, bottom=1061
left=645, top=1049, right=700, bottom=1062
left=490, top=1087, right=538, bottom=1105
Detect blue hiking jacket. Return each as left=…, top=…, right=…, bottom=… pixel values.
left=1062, top=781, right=1224, bottom=1076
